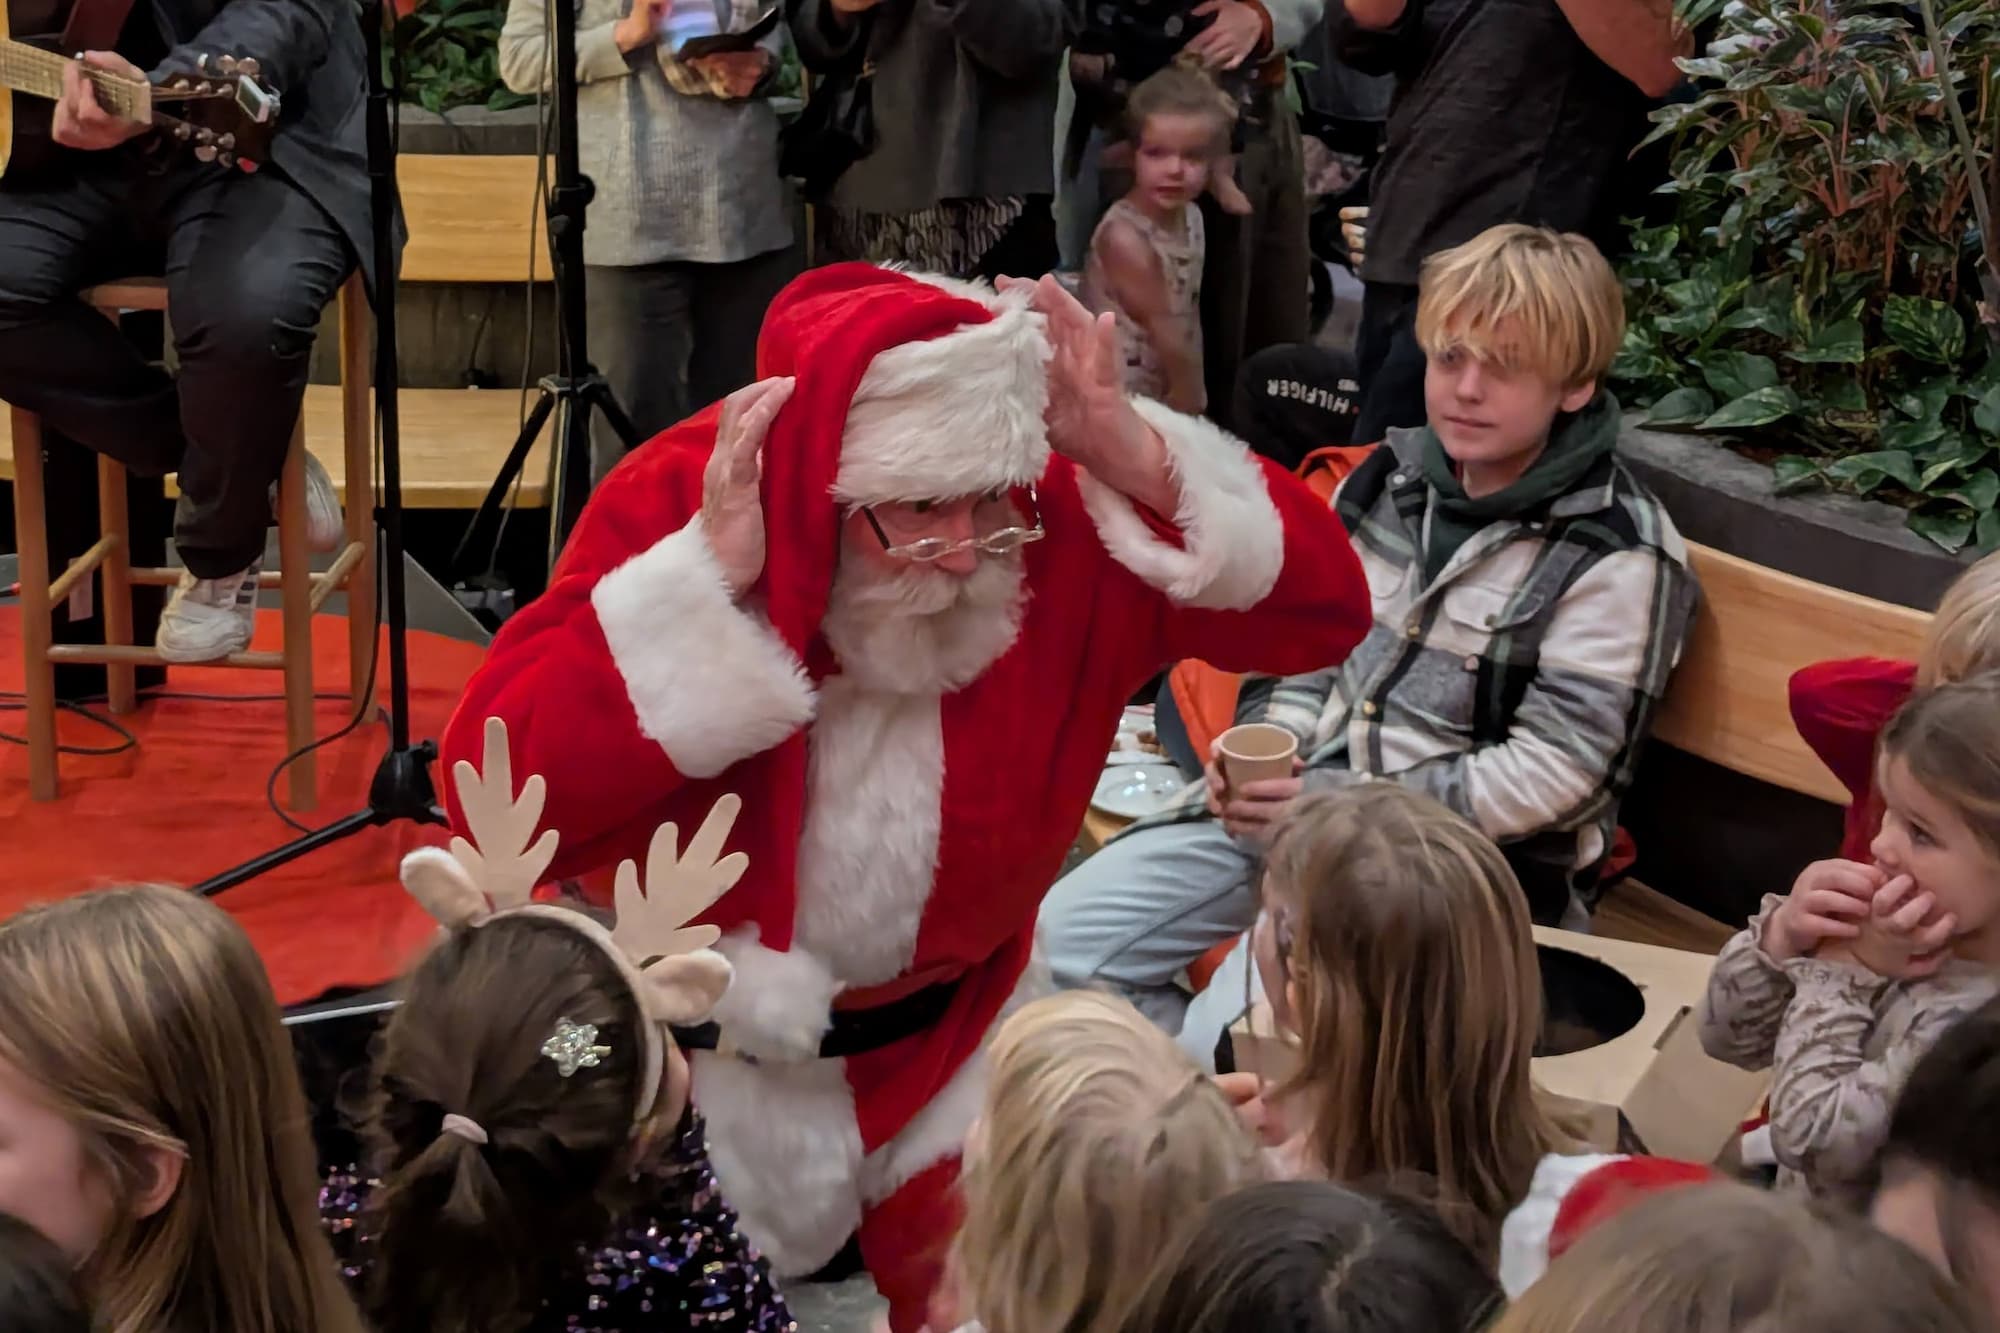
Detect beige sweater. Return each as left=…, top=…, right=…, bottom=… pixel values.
left=498, top=0, right=791, bottom=267
left=1698, top=894, right=1998, bottom=1203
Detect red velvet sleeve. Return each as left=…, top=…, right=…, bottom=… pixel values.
left=1053, top=403, right=1371, bottom=688
left=441, top=427, right=815, bottom=880
left=1152, top=460, right=1371, bottom=675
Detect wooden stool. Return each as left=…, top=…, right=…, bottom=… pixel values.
left=8, top=274, right=376, bottom=810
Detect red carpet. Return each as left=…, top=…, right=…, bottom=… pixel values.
left=0, top=605, right=484, bottom=1006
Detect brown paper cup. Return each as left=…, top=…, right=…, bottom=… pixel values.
left=1218, top=723, right=1299, bottom=793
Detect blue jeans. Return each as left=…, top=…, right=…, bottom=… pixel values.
left=1038, top=819, right=1263, bottom=1072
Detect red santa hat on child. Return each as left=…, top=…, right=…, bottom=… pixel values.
left=1501, top=1153, right=1719, bottom=1297
left=746, top=264, right=1054, bottom=667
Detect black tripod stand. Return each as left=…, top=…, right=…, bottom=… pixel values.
left=192, top=0, right=444, bottom=897
left=450, top=0, right=638, bottom=583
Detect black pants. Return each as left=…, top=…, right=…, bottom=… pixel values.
left=1200, top=106, right=1310, bottom=431
left=586, top=244, right=800, bottom=485
left=1353, top=279, right=1427, bottom=444
left=0, top=148, right=353, bottom=578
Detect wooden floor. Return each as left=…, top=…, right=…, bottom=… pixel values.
left=1594, top=878, right=1735, bottom=954
left=0, top=384, right=554, bottom=510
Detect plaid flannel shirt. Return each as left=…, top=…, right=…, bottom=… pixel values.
left=1135, top=425, right=1698, bottom=886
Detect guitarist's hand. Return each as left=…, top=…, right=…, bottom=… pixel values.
left=55, top=53, right=148, bottom=151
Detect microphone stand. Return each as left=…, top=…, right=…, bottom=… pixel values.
left=447, top=0, right=637, bottom=583
left=192, top=0, right=445, bottom=896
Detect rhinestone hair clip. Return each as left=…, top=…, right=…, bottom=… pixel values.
left=542, top=1017, right=613, bottom=1077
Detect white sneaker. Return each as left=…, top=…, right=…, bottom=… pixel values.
left=156, top=560, right=260, bottom=663
left=269, top=452, right=344, bottom=553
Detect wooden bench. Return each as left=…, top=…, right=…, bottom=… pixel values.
left=1653, top=543, right=1930, bottom=805
left=0, top=153, right=554, bottom=508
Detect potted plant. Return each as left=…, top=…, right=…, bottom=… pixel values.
left=1616, top=0, right=2000, bottom=552
left=393, top=0, right=534, bottom=113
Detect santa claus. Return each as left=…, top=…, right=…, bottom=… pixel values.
left=441, top=264, right=1370, bottom=1328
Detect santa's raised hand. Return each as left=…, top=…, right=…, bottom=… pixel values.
left=699, top=375, right=795, bottom=598
left=999, top=274, right=1180, bottom=516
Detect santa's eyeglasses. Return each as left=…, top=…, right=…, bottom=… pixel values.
left=861, top=486, right=1046, bottom=563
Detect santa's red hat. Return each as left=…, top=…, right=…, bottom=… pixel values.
left=748, top=264, right=1053, bottom=666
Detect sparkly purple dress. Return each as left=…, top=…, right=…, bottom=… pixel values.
left=319, top=1110, right=796, bottom=1332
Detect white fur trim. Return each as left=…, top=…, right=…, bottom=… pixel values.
left=588, top=520, right=816, bottom=780
left=835, top=277, right=1051, bottom=505
left=1074, top=398, right=1286, bottom=611
left=793, top=681, right=946, bottom=985
left=860, top=953, right=1052, bottom=1206
left=708, top=929, right=843, bottom=1062
left=1497, top=1152, right=1623, bottom=1299
left=591, top=521, right=816, bottom=780
left=695, top=1052, right=863, bottom=1276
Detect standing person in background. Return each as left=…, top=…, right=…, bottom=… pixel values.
left=501, top=0, right=795, bottom=485
left=1068, top=0, right=1324, bottom=428
left=787, top=0, right=1077, bottom=279
left=1182, top=0, right=1319, bottom=428
left=1080, top=65, right=1237, bottom=415
left=1331, top=0, right=1690, bottom=441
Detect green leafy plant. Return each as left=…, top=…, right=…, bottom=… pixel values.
left=393, top=0, right=534, bottom=114
left=1616, top=0, right=2000, bottom=552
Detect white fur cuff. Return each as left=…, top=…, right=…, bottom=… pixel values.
left=709, top=931, right=843, bottom=1062
left=1075, top=398, right=1286, bottom=610
left=591, top=521, right=816, bottom=780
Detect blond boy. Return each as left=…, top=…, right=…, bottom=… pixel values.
left=1042, top=225, right=1700, bottom=1066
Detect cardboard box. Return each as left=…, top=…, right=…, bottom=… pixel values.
left=1226, top=927, right=1769, bottom=1165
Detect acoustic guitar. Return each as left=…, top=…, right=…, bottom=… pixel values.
left=0, top=0, right=279, bottom=177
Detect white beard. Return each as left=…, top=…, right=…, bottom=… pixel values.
left=821, top=553, right=1027, bottom=695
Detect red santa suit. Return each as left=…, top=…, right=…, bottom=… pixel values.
left=442, top=265, right=1371, bottom=1329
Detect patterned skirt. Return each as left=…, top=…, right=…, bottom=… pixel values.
left=820, top=196, right=1026, bottom=278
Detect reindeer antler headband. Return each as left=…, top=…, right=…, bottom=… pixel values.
left=398, top=716, right=740, bottom=1124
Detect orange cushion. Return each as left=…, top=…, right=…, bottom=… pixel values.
left=1188, top=936, right=1242, bottom=992
left=1169, top=444, right=1379, bottom=760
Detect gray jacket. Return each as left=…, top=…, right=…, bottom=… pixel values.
left=788, top=0, right=1080, bottom=215
left=149, top=0, right=381, bottom=292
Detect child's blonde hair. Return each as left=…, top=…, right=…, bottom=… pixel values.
left=0, top=886, right=365, bottom=1333
left=1415, top=224, right=1624, bottom=389
left=1123, top=60, right=1237, bottom=146
left=1491, top=1182, right=1985, bottom=1333
left=1918, top=551, right=2000, bottom=687
left=1879, top=673, right=2000, bottom=861
left=1263, top=784, right=1564, bottom=1262
left=952, top=990, right=1261, bottom=1333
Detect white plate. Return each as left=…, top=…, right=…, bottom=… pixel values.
left=1091, top=764, right=1186, bottom=820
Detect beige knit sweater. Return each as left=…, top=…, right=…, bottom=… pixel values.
left=498, top=0, right=792, bottom=267
left=1698, top=894, right=1998, bottom=1204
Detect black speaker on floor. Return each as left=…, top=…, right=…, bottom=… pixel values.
left=286, top=989, right=400, bottom=1168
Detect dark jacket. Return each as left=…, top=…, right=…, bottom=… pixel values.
left=146, top=0, right=384, bottom=292
left=787, top=0, right=1078, bottom=215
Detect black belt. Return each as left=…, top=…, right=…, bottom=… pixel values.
left=672, top=978, right=961, bottom=1061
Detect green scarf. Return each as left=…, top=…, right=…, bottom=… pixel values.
left=1419, top=391, right=1620, bottom=583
